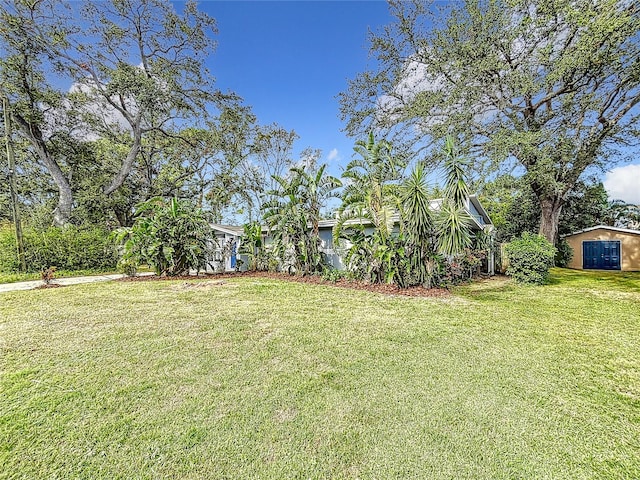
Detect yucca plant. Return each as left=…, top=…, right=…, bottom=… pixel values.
left=399, top=164, right=439, bottom=286
left=436, top=136, right=472, bottom=256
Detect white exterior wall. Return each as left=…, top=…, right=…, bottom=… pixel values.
left=208, top=232, right=242, bottom=272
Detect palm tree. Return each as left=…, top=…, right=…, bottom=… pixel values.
left=332, top=133, right=406, bottom=283
left=290, top=163, right=342, bottom=238
left=239, top=221, right=263, bottom=271
left=333, top=132, right=405, bottom=244
left=604, top=200, right=640, bottom=229
left=262, top=174, right=305, bottom=273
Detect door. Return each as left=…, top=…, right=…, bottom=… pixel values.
left=230, top=241, right=237, bottom=270
left=582, top=240, right=621, bottom=270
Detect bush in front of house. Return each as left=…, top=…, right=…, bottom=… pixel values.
left=504, top=232, right=557, bottom=284
left=0, top=222, right=119, bottom=273
left=113, top=197, right=211, bottom=276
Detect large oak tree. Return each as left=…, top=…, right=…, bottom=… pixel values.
left=1, top=0, right=234, bottom=226
left=340, top=0, right=640, bottom=243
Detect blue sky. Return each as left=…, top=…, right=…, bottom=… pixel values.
left=193, top=1, right=639, bottom=204
left=198, top=0, right=392, bottom=178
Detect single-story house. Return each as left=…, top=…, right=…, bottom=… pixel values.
left=209, top=194, right=495, bottom=274
left=562, top=225, right=640, bottom=271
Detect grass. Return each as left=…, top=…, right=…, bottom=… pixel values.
left=1, top=268, right=639, bottom=479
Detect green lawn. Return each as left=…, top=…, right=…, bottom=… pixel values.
left=1, top=269, right=639, bottom=479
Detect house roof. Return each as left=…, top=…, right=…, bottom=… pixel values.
left=211, top=224, right=244, bottom=236
left=469, top=195, right=493, bottom=227
left=215, top=195, right=494, bottom=235
left=316, top=194, right=493, bottom=231
left=562, top=225, right=640, bottom=238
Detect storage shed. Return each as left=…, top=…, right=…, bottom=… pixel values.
left=563, top=225, right=640, bottom=271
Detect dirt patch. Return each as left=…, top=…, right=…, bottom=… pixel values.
left=116, top=271, right=450, bottom=298
left=274, top=406, right=298, bottom=423
left=583, top=288, right=640, bottom=302
left=117, top=273, right=221, bottom=282
left=168, top=280, right=232, bottom=291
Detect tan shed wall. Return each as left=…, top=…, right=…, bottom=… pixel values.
left=565, top=229, right=640, bottom=271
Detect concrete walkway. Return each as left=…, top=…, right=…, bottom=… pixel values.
left=0, top=272, right=155, bottom=293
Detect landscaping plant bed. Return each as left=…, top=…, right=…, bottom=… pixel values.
left=117, top=270, right=451, bottom=298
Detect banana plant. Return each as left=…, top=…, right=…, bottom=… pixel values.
left=113, top=197, right=211, bottom=276
left=263, top=163, right=340, bottom=275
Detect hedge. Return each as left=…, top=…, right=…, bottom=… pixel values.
left=0, top=223, right=119, bottom=273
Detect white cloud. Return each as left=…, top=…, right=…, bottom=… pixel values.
left=42, top=81, right=134, bottom=142
left=375, top=56, right=499, bottom=132
left=69, top=81, right=133, bottom=132
left=327, top=148, right=340, bottom=162
left=604, top=164, right=640, bottom=204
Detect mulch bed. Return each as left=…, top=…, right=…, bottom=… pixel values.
left=116, top=271, right=450, bottom=298
left=34, top=283, right=66, bottom=289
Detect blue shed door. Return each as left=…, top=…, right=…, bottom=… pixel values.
left=582, top=241, right=621, bottom=270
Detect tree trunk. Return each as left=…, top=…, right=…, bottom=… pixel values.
left=104, top=126, right=142, bottom=195
left=538, top=196, right=563, bottom=244
left=33, top=141, right=73, bottom=227
left=53, top=185, right=73, bottom=227
left=11, top=113, right=73, bottom=226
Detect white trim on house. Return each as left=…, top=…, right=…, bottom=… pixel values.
left=562, top=225, right=640, bottom=238
left=468, top=195, right=493, bottom=227
left=210, top=224, right=244, bottom=236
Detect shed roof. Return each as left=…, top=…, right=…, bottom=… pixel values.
left=562, top=225, right=640, bottom=238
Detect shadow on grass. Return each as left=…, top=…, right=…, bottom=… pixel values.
left=547, top=268, right=640, bottom=292
left=459, top=268, right=640, bottom=302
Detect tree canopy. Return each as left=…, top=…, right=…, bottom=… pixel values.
left=340, top=0, right=640, bottom=243
left=0, top=0, right=237, bottom=226
left=0, top=0, right=305, bottom=229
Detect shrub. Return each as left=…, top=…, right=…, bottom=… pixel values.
left=0, top=223, right=20, bottom=272
left=0, top=222, right=119, bottom=273
left=321, top=266, right=345, bottom=283
left=113, top=197, right=211, bottom=276
left=118, top=258, right=138, bottom=277
left=504, top=233, right=557, bottom=284
left=555, top=238, right=574, bottom=268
